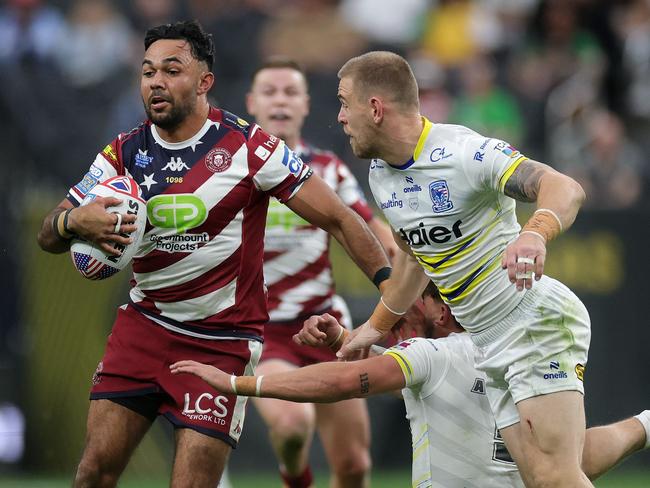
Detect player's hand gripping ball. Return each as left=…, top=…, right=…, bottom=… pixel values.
left=70, top=176, right=147, bottom=280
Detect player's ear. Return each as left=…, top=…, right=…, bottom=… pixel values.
left=369, top=97, right=384, bottom=124
left=197, top=71, right=214, bottom=96
left=439, top=303, right=452, bottom=326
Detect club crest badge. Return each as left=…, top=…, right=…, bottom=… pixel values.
left=429, top=180, right=453, bottom=213
left=205, top=148, right=233, bottom=173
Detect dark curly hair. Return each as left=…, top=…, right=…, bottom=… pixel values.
left=144, top=20, right=214, bottom=71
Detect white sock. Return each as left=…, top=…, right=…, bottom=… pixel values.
left=633, top=410, right=650, bottom=449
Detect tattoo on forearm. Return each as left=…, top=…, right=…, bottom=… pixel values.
left=359, top=372, right=370, bottom=394
left=504, top=161, right=547, bottom=202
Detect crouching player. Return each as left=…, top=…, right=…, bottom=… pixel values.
left=171, top=283, right=650, bottom=488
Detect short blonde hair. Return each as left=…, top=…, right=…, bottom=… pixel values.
left=338, top=51, right=419, bottom=110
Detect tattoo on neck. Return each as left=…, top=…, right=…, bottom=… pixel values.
left=359, top=372, right=370, bottom=395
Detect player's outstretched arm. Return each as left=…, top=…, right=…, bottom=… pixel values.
left=338, top=242, right=429, bottom=360
left=286, top=174, right=391, bottom=287
left=37, top=197, right=138, bottom=255
left=502, top=160, right=586, bottom=291
left=582, top=411, right=649, bottom=480
left=367, top=217, right=399, bottom=260
left=170, top=354, right=404, bottom=403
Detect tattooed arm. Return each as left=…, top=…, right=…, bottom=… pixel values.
left=170, top=355, right=405, bottom=402
left=504, top=159, right=585, bottom=229
left=501, top=159, right=586, bottom=290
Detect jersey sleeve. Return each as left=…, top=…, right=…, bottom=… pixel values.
left=383, top=338, right=449, bottom=390
left=248, top=126, right=313, bottom=203
left=334, top=157, right=373, bottom=222
left=66, top=139, right=122, bottom=206
left=458, top=132, right=529, bottom=194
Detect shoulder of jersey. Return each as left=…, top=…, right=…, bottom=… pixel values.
left=432, top=123, right=480, bottom=142
left=218, top=109, right=254, bottom=139
left=117, top=120, right=150, bottom=144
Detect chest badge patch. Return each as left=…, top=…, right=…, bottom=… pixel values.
left=429, top=180, right=454, bottom=213
left=205, top=148, right=233, bottom=173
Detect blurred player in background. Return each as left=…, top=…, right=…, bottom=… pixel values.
left=245, top=57, right=396, bottom=488
left=171, top=282, right=650, bottom=488
left=36, top=21, right=390, bottom=487
left=334, top=51, right=594, bottom=488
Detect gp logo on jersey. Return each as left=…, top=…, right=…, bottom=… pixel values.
left=429, top=180, right=454, bottom=213
left=147, top=194, right=207, bottom=233
left=281, top=145, right=304, bottom=175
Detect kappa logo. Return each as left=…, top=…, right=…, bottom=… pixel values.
left=147, top=194, right=207, bottom=233
left=205, top=148, right=233, bottom=173
left=162, top=156, right=190, bottom=172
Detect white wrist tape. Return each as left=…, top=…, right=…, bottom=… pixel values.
left=255, top=375, right=264, bottom=397
left=230, top=375, right=238, bottom=395
left=380, top=296, right=407, bottom=316
left=634, top=410, right=650, bottom=449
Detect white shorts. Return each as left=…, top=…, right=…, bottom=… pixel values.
left=470, top=275, right=591, bottom=429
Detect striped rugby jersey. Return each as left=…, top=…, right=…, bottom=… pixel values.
left=66, top=107, right=312, bottom=341
left=263, top=142, right=373, bottom=323
left=384, top=334, right=523, bottom=488
left=368, top=118, right=528, bottom=331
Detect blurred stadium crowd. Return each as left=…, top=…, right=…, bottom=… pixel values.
left=2, top=0, right=650, bottom=209
left=1, top=0, right=650, bottom=472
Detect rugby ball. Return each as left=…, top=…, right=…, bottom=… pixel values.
left=70, top=176, right=147, bottom=280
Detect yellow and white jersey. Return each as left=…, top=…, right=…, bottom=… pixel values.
left=384, top=334, right=524, bottom=488
left=368, top=118, right=527, bottom=331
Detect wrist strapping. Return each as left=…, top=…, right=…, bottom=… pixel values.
left=234, top=376, right=257, bottom=396
left=634, top=410, right=650, bottom=449
left=521, top=209, right=562, bottom=243
left=328, top=326, right=349, bottom=352
left=53, top=209, right=75, bottom=240
left=369, top=298, right=406, bottom=334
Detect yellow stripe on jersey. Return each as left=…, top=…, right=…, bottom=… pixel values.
left=414, top=211, right=502, bottom=273
left=385, top=351, right=414, bottom=384
left=413, top=117, right=434, bottom=160
left=498, top=155, right=527, bottom=192
left=437, top=252, right=502, bottom=302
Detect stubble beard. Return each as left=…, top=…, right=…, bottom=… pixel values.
left=144, top=95, right=196, bottom=131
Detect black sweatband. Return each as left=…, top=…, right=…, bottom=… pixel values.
left=372, top=266, right=392, bottom=288
left=63, top=209, right=74, bottom=236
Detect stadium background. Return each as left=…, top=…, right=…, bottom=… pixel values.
left=0, top=0, right=649, bottom=485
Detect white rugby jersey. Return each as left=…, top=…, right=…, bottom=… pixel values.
left=384, top=334, right=523, bottom=488
left=368, top=118, right=527, bottom=331
left=263, top=142, right=373, bottom=322
left=66, top=107, right=312, bottom=341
